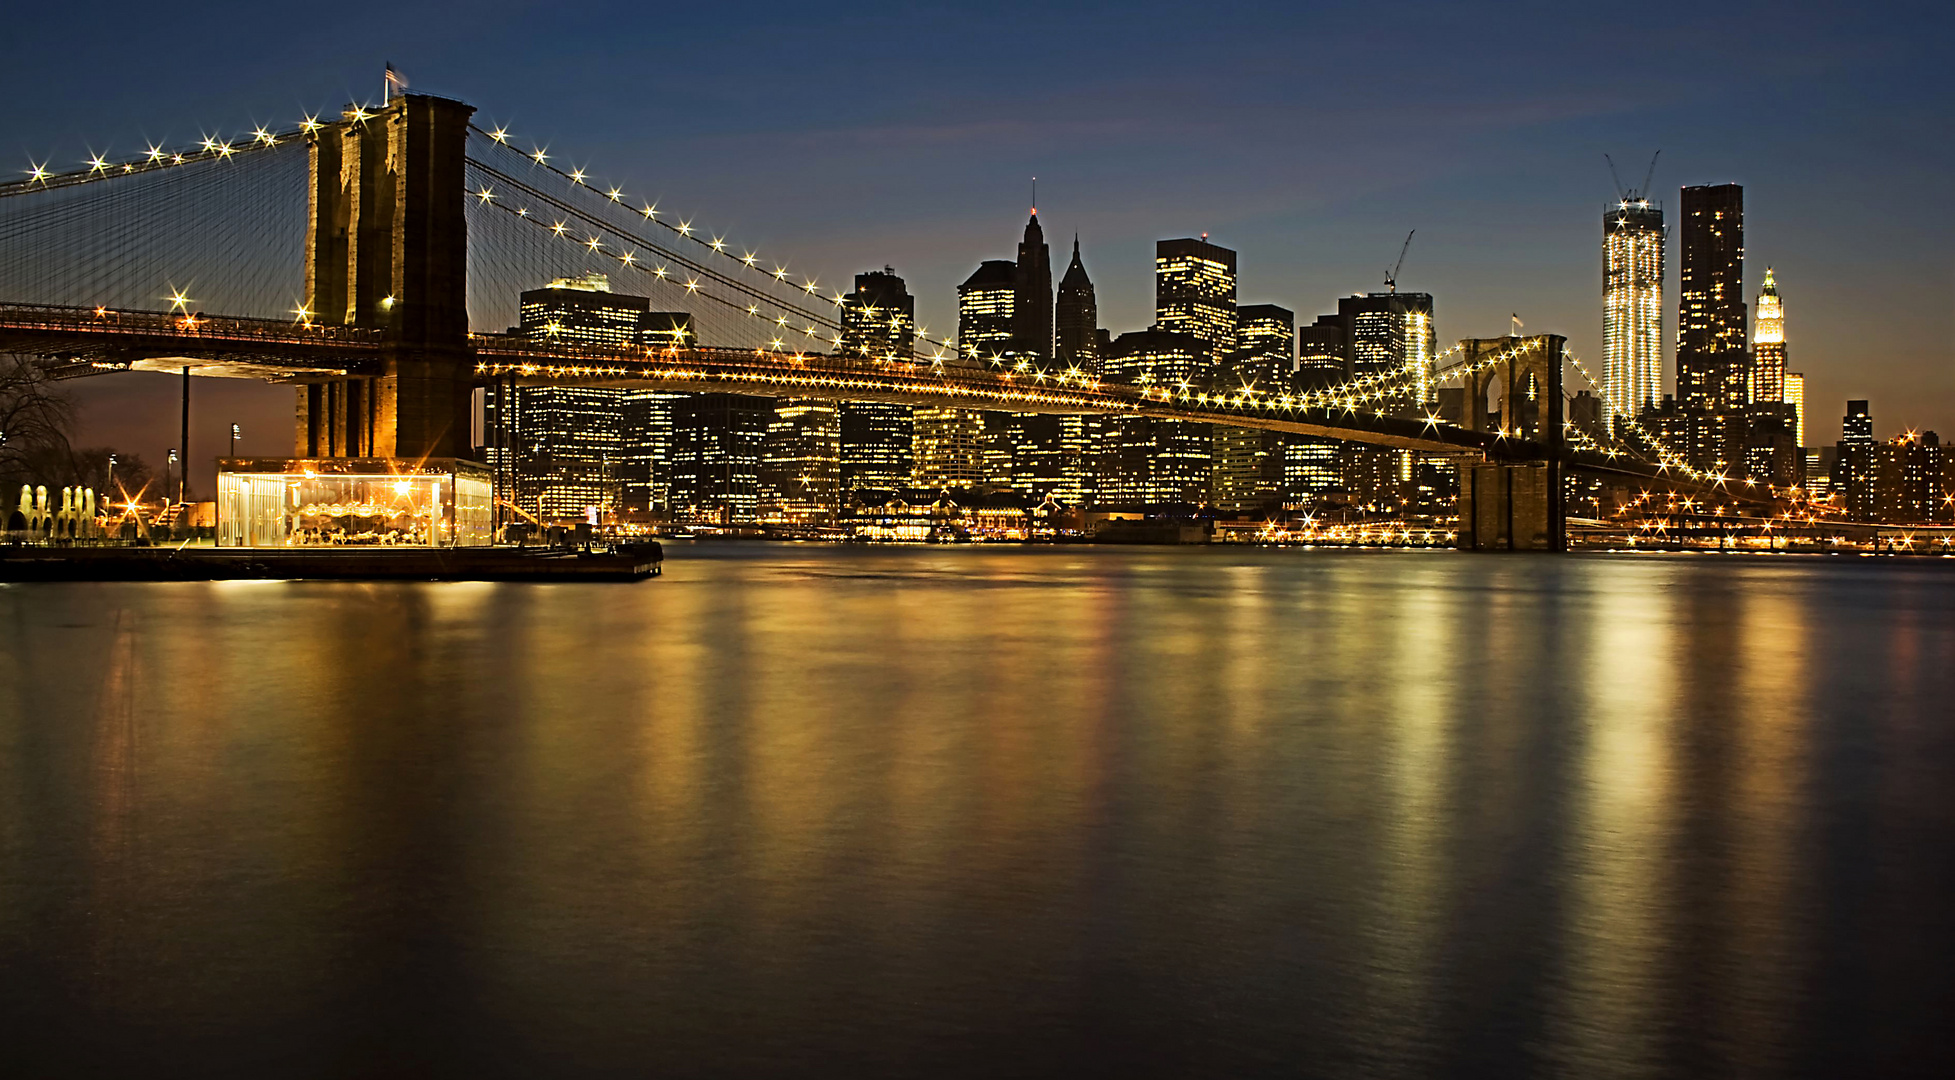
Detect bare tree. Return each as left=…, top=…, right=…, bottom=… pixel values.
left=0, top=354, right=78, bottom=494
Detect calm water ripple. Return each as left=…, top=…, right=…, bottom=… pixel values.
left=2, top=545, right=1952, bottom=1077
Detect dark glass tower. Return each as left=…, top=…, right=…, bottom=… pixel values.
left=1013, top=211, right=1053, bottom=361
left=1677, top=183, right=1747, bottom=413
left=1054, top=236, right=1099, bottom=375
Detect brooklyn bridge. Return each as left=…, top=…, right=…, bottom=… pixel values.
left=0, top=91, right=1775, bottom=552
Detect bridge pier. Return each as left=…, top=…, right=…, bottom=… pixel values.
left=298, top=93, right=475, bottom=460
left=1458, top=463, right=1565, bottom=551
left=1453, top=335, right=1567, bottom=552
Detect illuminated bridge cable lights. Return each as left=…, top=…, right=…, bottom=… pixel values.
left=464, top=157, right=851, bottom=354
left=1, top=119, right=324, bottom=199
left=466, top=122, right=991, bottom=365
left=1564, top=348, right=1787, bottom=499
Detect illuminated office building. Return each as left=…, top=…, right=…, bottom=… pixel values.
left=1750, top=268, right=1787, bottom=404
left=971, top=212, right=1062, bottom=497
left=759, top=398, right=840, bottom=524
left=1051, top=238, right=1102, bottom=504
left=1603, top=196, right=1665, bottom=422
left=518, top=272, right=644, bottom=347
left=1835, top=400, right=1877, bottom=519
left=1156, top=237, right=1238, bottom=363
left=1295, top=315, right=1349, bottom=387
left=505, top=274, right=663, bottom=520
left=620, top=389, right=688, bottom=513
left=837, top=269, right=916, bottom=492
left=669, top=393, right=773, bottom=523
left=1678, top=183, right=1747, bottom=410
left=1785, top=371, right=1806, bottom=448
left=913, top=407, right=986, bottom=489
left=981, top=413, right=1068, bottom=500
left=1283, top=439, right=1341, bottom=502
left=915, top=259, right=1016, bottom=490
left=957, top=260, right=1018, bottom=364
left=1229, top=304, right=1296, bottom=390
left=1212, top=304, right=1295, bottom=514
left=1102, top=327, right=1207, bottom=394
left=1212, top=426, right=1283, bottom=514
left=1100, top=330, right=1212, bottom=506
left=1678, top=183, right=1747, bottom=471
left=1337, top=292, right=1436, bottom=404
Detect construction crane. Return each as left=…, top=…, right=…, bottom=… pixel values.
left=1605, top=150, right=1661, bottom=203
left=1384, top=230, right=1414, bottom=294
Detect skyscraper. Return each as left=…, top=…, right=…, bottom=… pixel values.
left=1751, top=267, right=1786, bottom=404
left=1603, top=195, right=1665, bottom=422
left=956, top=260, right=1017, bottom=364
left=1835, top=400, right=1876, bottom=519
left=912, top=408, right=986, bottom=489
left=916, top=259, right=1016, bottom=490
left=669, top=393, right=773, bottom=523
left=1843, top=400, right=1874, bottom=445
left=620, top=388, right=688, bottom=513
left=507, top=274, right=642, bottom=520
left=1229, top=304, right=1296, bottom=390
left=1052, top=238, right=1102, bottom=505
left=1677, top=183, right=1747, bottom=472
left=1337, top=292, right=1437, bottom=403
left=1014, top=212, right=1053, bottom=361
left=1054, top=237, right=1100, bottom=375
left=837, top=269, right=916, bottom=492
left=1295, top=314, right=1349, bottom=388
left=759, top=398, right=840, bottom=525
left=1678, top=183, right=1747, bottom=409
left=1212, top=305, right=1295, bottom=514
left=1100, top=330, right=1212, bottom=506
left=1155, top=237, right=1238, bottom=363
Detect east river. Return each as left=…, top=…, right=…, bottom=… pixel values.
left=2, top=545, right=1952, bottom=1077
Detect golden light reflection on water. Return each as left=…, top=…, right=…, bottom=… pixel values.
left=2, top=551, right=1951, bottom=1074
left=1557, top=563, right=1676, bottom=1077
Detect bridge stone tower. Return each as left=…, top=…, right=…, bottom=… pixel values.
left=1456, top=334, right=1567, bottom=551
left=297, top=93, right=475, bottom=460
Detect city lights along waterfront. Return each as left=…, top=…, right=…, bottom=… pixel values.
left=3, top=545, right=1954, bottom=1075
left=3, top=82, right=1949, bottom=561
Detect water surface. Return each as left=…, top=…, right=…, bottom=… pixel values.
left=2, top=546, right=1952, bottom=1077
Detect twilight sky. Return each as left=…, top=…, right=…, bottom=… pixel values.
left=7, top=0, right=1951, bottom=478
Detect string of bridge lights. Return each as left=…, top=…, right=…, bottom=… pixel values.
left=2, top=116, right=345, bottom=199
left=467, top=125, right=962, bottom=353
left=468, top=167, right=879, bottom=360
left=1563, top=349, right=1811, bottom=501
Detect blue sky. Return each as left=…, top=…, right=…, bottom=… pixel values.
left=9, top=0, right=1950, bottom=466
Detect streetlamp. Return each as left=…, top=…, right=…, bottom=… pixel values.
left=230, top=423, right=241, bottom=457
left=168, top=448, right=179, bottom=505
left=107, top=453, right=116, bottom=498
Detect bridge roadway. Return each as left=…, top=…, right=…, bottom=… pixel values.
left=6, top=301, right=1711, bottom=489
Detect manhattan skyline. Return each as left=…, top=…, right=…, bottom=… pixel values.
left=10, top=0, right=1949, bottom=467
